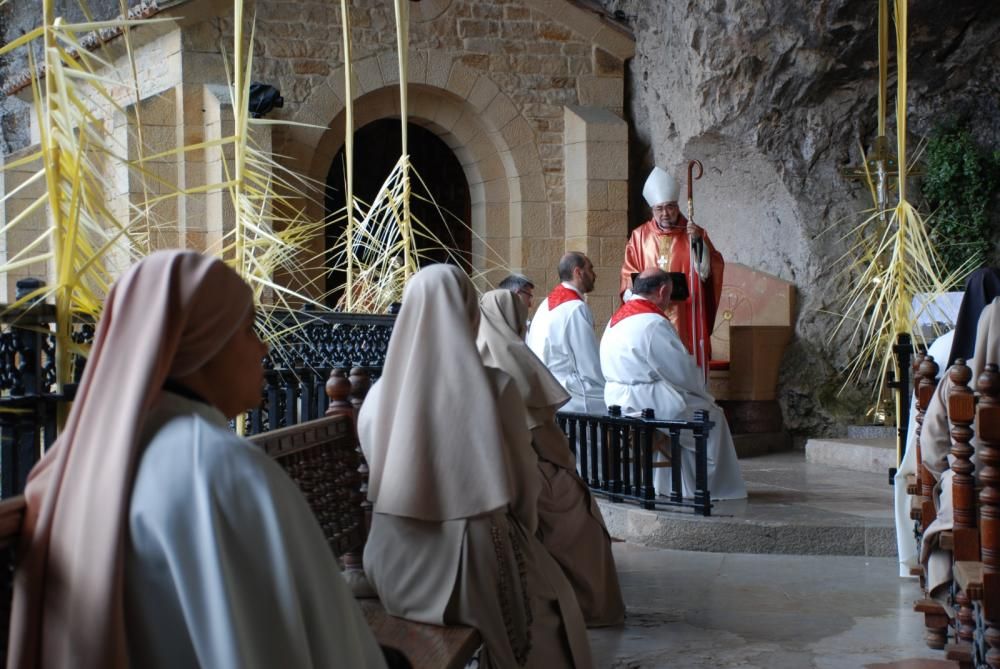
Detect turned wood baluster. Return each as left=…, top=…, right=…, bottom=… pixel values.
left=347, top=367, right=373, bottom=537
left=949, top=360, right=977, bottom=648
left=325, top=368, right=364, bottom=573
left=915, top=353, right=940, bottom=645
left=950, top=360, right=977, bottom=535
left=325, top=368, right=353, bottom=419
left=919, top=356, right=941, bottom=502
left=976, top=364, right=1000, bottom=669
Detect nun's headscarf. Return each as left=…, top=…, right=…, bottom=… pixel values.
left=477, top=288, right=570, bottom=428
left=358, top=265, right=537, bottom=523
left=9, top=251, right=254, bottom=668
left=477, top=289, right=578, bottom=470
left=948, top=267, right=1000, bottom=367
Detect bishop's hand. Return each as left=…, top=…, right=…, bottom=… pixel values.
left=687, top=220, right=704, bottom=239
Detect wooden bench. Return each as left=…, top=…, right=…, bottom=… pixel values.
left=909, top=353, right=949, bottom=647
left=942, top=361, right=1000, bottom=668
left=0, top=368, right=479, bottom=669
left=258, top=366, right=481, bottom=668
left=911, top=360, right=1000, bottom=668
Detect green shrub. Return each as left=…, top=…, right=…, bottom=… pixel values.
left=922, top=125, right=1000, bottom=278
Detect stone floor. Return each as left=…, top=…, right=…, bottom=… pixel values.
left=590, top=543, right=947, bottom=668
left=598, top=451, right=898, bottom=556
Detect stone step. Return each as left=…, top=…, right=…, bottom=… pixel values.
left=596, top=451, right=897, bottom=557
left=804, top=437, right=897, bottom=474
left=598, top=500, right=895, bottom=558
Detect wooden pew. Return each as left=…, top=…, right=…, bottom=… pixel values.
left=944, top=360, right=978, bottom=667
left=916, top=355, right=943, bottom=533
left=912, top=354, right=948, bottom=650
left=256, top=366, right=481, bottom=668
left=948, top=363, right=1000, bottom=669
left=0, top=372, right=479, bottom=669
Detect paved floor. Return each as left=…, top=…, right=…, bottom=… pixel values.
left=598, top=451, right=900, bottom=556
left=589, top=543, right=943, bottom=668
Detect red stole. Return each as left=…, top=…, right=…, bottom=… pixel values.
left=619, top=217, right=725, bottom=370
left=547, top=284, right=582, bottom=310
left=609, top=298, right=669, bottom=327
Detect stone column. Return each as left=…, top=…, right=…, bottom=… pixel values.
left=0, top=148, right=46, bottom=302
left=563, top=105, right=628, bottom=331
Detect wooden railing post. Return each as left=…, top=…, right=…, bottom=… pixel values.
left=976, top=364, right=1000, bottom=669
left=918, top=356, right=941, bottom=531
left=948, top=359, right=977, bottom=651
left=325, top=367, right=366, bottom=579
left=347, top=367, right=373, bottom=540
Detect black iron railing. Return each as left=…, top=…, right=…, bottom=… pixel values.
left=0, top=304, right=397, bottom=498
left=557, top=406, right=714, bottom=516
left=246, top=311, right=394, bottom=434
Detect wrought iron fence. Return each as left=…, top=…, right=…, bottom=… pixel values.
left=0, top=304, right=397, bottom=498
left=557, top=406, right=714, bottom=516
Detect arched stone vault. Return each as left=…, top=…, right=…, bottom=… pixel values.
left=279, top=53, right=548, bottom=290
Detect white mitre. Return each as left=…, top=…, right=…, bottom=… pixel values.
left=642, top=166, right=679, bottom=206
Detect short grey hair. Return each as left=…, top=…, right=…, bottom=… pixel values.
left=498, top=273, right=534, bottom=292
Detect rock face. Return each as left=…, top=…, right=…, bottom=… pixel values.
left=599, top=0, right=1000, bottom=440
left=0, top=0, right=135, bottom=152
left=2, top=0, right=997, bottom=440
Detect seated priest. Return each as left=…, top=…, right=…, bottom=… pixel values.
left=919, top=268, right=1000, bottom=600
left=600, top=268, right=746, bottom=500
left=8, top=251, right=387, bottom=668
left=359, top=265, right=594, bottom=669
left=526, top=252, right=606, bottom=413
left=478, top=288, right=625, bottom=627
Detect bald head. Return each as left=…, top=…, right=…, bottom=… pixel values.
left=633, top=268, right=672, bottom=309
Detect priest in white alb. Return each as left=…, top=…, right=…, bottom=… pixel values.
left=526, top=252, right=606, bottom=414
left=600, top=268, right=746, bottom=500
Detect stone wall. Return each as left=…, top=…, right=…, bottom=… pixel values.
left=223, top=0, right=631, bottom=296
left=598, top=0, right=1000, bottom=439
left=1, top=0, right=635, bottom=325
left=0, top=0, right=141, bottom=152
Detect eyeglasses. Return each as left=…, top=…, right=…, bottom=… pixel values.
left=652, top=203, right=679, bottom=214
left=517, top=288, right=534, bottom=298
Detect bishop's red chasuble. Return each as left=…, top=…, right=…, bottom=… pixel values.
left=619, top=216, right=725, bottom=365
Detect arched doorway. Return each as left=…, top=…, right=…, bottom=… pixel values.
left=324, top=119, right=472, bottom=303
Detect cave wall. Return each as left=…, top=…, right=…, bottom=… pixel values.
left=600, top=0, right=1000, bottom=439
left=0, top=0, right=139, bottom=152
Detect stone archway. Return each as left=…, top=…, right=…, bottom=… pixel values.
left=279, top=54, right=548, bottom=293
left=323, top=118, right=472, bottom=304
